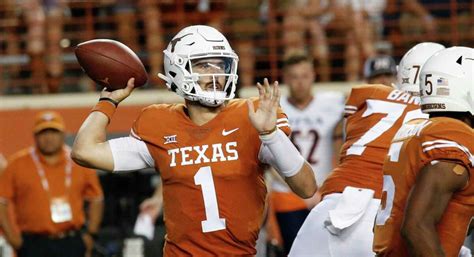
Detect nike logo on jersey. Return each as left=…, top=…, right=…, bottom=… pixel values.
left=222, top=128, right=239, bottom=136
left=168, top=142, right=239, bottom=167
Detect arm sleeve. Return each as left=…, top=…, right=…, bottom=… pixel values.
left=82, top=168, right=104, bottom=201
left=108, top=136, right=155, bottom=172
left=257, top=130, right=305, bottom=177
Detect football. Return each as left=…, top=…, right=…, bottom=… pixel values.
left=75, top=39, right=148, bottom=90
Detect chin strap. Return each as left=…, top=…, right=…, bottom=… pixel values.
left=158, top=73, right=171, bottom=86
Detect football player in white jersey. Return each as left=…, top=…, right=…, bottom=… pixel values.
left=269, top=52, right=345, bottom=254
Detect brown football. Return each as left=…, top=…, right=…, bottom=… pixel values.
left=75, top=39, right=148, bottom=90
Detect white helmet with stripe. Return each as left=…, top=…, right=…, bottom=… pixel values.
left=419, top=46, right=474, bottom=115
left=396, top=42, right=445, bottom=95
left=158, top=25, right=239, bottom=107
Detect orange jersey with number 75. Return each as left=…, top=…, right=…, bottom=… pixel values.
left=373, top=117, right=474, bottom=257
left=131, top=98, right=290, bottom=256
left=321, top=84, right=426, bottom=199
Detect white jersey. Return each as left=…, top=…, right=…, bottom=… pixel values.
left=278, top=91, right=345, bottom=188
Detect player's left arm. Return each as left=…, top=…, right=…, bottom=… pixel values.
left=401, top=161, right=469, bottom=257
left=248, top=78, right=317, bottom=199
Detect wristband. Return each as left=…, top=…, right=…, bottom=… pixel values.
left=259, top=126, right=277, bottom=136
left=91, top=98, right=117, bottom=122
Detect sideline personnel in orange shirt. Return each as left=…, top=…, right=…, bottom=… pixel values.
left=0, top=111, right=104, bottom=257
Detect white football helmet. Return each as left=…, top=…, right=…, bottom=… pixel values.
left=158, top=25, right=239, bottom=107
left=396, top=42, right=445, bottom=95
left=419, top=46, right=474, bottom=115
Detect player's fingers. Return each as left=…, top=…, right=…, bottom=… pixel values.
left=272, top=81, right=279, bottom=99
left=263, top=78, right=271, bottom=100
left=125, top=78, right=135, bottom=93
left=272, top=81, right=281, bottom=108
left=256, top=82, right=265, bottom=101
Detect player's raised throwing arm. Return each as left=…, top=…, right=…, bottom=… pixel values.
left=248, top=79, right=317, bottom=198
left=71, top=79, right=136, bottom=171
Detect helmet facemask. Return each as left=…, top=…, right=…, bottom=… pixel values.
left=185, top=56, right=238, bottom=107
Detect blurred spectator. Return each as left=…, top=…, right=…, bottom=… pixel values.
left=417, top=0, right=472, bottom=46
left=20, top=0, right=68, bottom=93
left=0, top=111, right=104, bottom=257
left=384, top=0, right=437, bottom=51
left=226, top=0, right=263, bottom=87
left=279, top=0, right=331, bottom=82
left=327, top=0, right=377, bottom=81
left=114, top=0, right=140, bottom=52
left=363, top=55, right=397, bottom=86
left=113, top=0, right=165, bottom=86
left=139, top=0, right=165, bottom=86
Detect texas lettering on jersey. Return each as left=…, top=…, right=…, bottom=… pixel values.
left=131, top=98, right=290, bottom=256
left=321, top=84, right=427, bottom=198
left=167, top=142, right=239, bottom=167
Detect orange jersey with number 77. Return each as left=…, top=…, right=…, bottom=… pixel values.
left=320, top=84, right=426, bottom=199
left=131, top=98, right=290, bottom=256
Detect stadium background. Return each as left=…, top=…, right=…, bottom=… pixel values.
left=0, top=1, right=473, bottom=256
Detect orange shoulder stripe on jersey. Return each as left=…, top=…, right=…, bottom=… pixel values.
left=276, top=118, right=290, bottom=129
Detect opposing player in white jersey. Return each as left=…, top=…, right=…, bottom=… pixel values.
left=289, top=42, right=444, bottom=257
left=270, top=53, right=344, bottom=254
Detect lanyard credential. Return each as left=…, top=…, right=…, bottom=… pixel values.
left=29, top=147, right=73, bottom=194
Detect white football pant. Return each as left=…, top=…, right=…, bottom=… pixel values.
left=289, top=191, right=380, bottom=257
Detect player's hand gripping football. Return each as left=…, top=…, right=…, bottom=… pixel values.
left=247, top=78, right=280, bottom=134
left=100, top=77, right=135, bottom=104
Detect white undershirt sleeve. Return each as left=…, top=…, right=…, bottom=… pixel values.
left=258, top=129, right=305, bottom=177
left=108, top=136, right=155, bottom=172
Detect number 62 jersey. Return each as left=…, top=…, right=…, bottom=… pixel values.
left=131, top=98, right=291, bottom=256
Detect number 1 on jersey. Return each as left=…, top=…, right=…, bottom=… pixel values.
left=194, top=166, right=226, bottom=233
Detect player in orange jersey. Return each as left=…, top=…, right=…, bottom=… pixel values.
left=373, top=46, right=474, bottom=257
left=289, top=43, right=445, bottom=257
left=71, top=25, right=317, bottom=256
